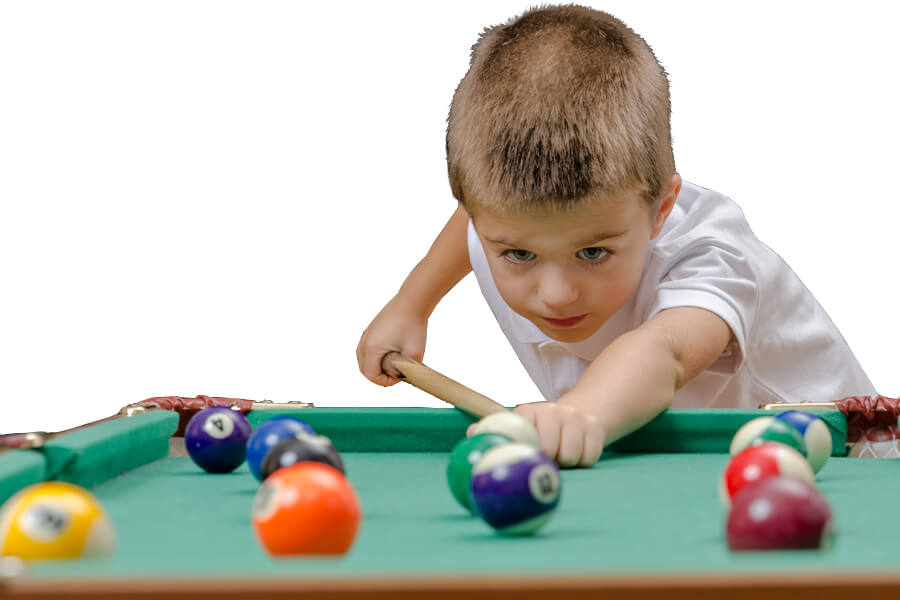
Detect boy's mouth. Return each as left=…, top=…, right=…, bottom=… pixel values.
left=542, top=315, right=586, bottom=328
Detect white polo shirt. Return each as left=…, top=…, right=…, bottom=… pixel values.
left=466, top=181, right=876, bottom=409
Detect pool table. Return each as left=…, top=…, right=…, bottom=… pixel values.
left=1, top=405, right=899, bottom=599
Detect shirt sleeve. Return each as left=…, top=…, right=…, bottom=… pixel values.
left=644, top=238, right=758, bottom=374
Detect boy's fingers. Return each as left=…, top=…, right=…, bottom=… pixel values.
left=365, top=361, right=401, bottom=386
left=378, top=352, right=402, bottom=379
left=372, top=373, right=401, bottom=387
left=557, top=425, right=583, bottom=468
left=578, top=418, right=605, bottom=467
left=579, top=429, right=604, bottom=467
left=357, top=347, right=399, bottom=386
left=512, top=403, right=536, bottom=420
left=531, top=411, right=562, bottom=462
left=556, top=409, right=587, bottom=467
left=512, top=405, right=544, bottom=447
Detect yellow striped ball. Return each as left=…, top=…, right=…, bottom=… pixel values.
left=0, top=482, right=115, bottom=560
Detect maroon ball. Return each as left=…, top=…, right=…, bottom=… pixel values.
left=727, top=475, right=832, bottom=551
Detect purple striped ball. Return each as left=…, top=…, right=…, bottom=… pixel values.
left=470, top=443, right=561, bottom=535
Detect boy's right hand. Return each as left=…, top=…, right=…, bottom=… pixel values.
left=356, top=296, right=428, bottom=387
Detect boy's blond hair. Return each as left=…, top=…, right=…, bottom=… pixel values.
left=447, top=5, right=674, bottom=215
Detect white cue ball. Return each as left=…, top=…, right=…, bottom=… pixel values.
left=470, top=412, right=541, bottom=449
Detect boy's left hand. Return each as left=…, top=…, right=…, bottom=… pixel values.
left=466, top=402, right=605, bottom=468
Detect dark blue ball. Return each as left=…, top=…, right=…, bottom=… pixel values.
left=185, top=407, right=253, bottom=473
left=470, top=443, right=561, bottom=535
left=246, top=417, right=316, bottom=481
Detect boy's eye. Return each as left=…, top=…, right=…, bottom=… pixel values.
left=577, top=247, right=609, bottom=261
left=503, top=249, right=536, bottom=263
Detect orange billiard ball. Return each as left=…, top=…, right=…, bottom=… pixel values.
left=251, top=462, right=360, bottom=556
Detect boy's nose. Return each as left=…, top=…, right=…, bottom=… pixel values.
left=537, top=271, right=579, bottom=310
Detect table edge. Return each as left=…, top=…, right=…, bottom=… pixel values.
left=6, top=572, right=900, bottom=599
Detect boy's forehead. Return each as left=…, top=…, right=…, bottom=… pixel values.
left=472, top=190, right=649, bottom=245
left=472, top=188, right=647, bottom=225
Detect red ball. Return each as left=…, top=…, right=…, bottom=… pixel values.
left=251, top=462, right=360, bottom=556
left=720, top=442, right=814, bottom=508
left=727, top=475, right=833, bottom=551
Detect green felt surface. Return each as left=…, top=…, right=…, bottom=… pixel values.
left=20, top=452, right=899, bottom=581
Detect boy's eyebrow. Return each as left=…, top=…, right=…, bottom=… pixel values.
left=485, top=230, right=628, bottom=247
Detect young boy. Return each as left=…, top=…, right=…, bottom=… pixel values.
left=356, top=5, right=876, bottom=467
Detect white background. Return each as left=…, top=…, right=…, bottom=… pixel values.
left=1, top=1, right=898, bottom=434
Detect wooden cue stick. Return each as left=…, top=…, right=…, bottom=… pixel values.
left=382, top=352, right=508, bottom=419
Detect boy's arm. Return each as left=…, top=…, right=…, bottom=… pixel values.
left=558, top=306, right=733, bottom=446
left=357, top=204, right=472, bottom=386
left=395, top=203, right=472, bottom=318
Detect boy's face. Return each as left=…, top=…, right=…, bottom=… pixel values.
left=472, top=180, right=677, bottom=343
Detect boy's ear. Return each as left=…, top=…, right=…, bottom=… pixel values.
left=650, top=173, right=681, bottom=240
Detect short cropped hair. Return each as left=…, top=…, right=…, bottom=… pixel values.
left=446, top=5, right=674, bottom=215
